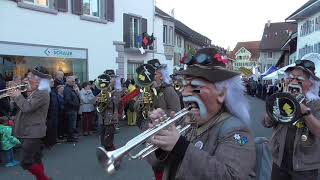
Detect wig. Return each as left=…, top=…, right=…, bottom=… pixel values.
left=38, top=77, right=51, bottom=93
left=160, top=66, right=172, bottom=85
left=114, top=77, right=122, bottom=91
left=215, top=76, right=250, bottom=124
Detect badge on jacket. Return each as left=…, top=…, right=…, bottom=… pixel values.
left=234, top=134, right=248, bottom=146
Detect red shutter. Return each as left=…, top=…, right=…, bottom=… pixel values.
left=105, top=0, right=114, bottom=21
left=72, top=0, right=83, bottom=15
left=55, top=0, right=68, bottom=12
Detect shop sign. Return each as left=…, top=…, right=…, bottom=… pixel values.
left=44, top=48, right=73, bottom=58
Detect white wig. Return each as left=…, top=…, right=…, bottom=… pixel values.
left=114, top=77, right=122, bottom=91
left=215, top=76, right=250, bottom=124
left=37, top=77, right=51, bottom=93
left=160, top=66, right=172, bottom=85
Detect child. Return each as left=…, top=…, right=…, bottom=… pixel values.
left=0, top=118, right=20, bottom=167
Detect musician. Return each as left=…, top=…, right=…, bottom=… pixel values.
left=262, top=60, right=320, bottom=180
left=11, top=66, right=52, bottom=180
left=98, top=70, right=118, bottom=152
left=148, top=47, right=256, bottom=180
left=145, top=59, right=181, bottom=180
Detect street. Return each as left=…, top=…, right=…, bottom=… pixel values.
left=0, top=96, right=269, bottom=180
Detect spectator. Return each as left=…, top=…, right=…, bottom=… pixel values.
left=63, top=76, right=80, bottom=142
left=45, top=79, right=59, bottom=148
left=54, top=70, right=65, bottom=85
left=0, top=119, right=20, bottom=167
left=56, top=83, right=65, bottom=140
left=79, top=82, right=96, bottom=136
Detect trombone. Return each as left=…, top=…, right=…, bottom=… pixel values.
left=0, top=82, right=30, bottom=99
left=96, top=106, right=192, bottom=174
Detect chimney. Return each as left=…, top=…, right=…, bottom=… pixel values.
left=267, top=20, right=271, bottom=27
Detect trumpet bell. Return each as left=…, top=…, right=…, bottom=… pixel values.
left=96, top=147, right=116, bottom=174
left=266, top=92, right=302, bottom=124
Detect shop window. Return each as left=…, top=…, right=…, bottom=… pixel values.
left=24, top=0, right=50, bottom=7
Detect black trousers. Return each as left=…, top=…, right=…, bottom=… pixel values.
left=20, top=138, right=44, bottom=169
left=100, top=124, right=115, bottom=150
left=271, top=163, right=318, bottom=180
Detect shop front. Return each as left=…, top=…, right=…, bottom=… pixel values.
left=0, top=41, right=88, bottom=83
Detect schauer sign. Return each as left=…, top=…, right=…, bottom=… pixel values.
left=44, top=48, right=73, bottom=58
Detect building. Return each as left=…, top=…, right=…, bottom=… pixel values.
left=231, top=41, right=260, bottom=71
left=286, top=0, right=320, bottom=59
left=155, top=7, right=211, bottom=71
left=259, top=21, right=297, bottom=72
left=0, top=0, right=165, bottom=82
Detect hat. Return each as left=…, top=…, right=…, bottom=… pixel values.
left=178, top=47, right=239, bottom=83
left=95, top=74, right=111, bottom=89
left=135, top=64, right=155, bottom=87
left=147, top=59, right=166, bottom=70
left=104, top=69, right=115, bottom=77
left=31, top=66, right=52, bottom=79
left=285, top=59, right=320, bottom=81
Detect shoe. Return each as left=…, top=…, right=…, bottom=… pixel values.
left=5, top=161, right=19, bottom=167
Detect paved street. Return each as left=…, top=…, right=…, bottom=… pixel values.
left=0, top=96, right=269, bottom=180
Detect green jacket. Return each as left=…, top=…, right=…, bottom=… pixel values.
left=0, top=124, right=20, bottom=151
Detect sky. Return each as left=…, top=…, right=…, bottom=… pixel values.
left=156, top=0, right=308, bottom=50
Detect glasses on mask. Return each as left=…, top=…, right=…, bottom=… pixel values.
left=295, top=60, right=315, bottom=70
left=287, top=74, right=306, bottom=83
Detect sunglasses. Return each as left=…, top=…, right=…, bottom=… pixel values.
left=183, top=53, right=227, bottom=66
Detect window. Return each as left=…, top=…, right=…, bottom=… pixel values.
left=83, top=0, right=101, bottom=17
left=176, top=36, right=182, bottom=47
left=23, top=0, right=50, bottom=7
left=163, top=25, right=167, bottom=44
left=163, top=25, right=174, bottom=45
left=127, top=62, right=142, bottom=78
left=315, top=16, right=320, bottom=31
left=129, top=17, right=140, bottom=48
left=300, top=19, right=315, bottom=37
left=267, top=52, right=273, bottom=58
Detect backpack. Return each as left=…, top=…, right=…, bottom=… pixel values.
left=253, top=137, right=272, bottom=180
left=219, top=118, right=272, bottom=180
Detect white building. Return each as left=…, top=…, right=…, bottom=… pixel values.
left=0, top=0, right=171, bottom=82
left=286, top=0, right=320, bottom=59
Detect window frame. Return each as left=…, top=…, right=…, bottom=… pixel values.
left=83, top=0, right=102, bottom=18
left=18, top=0, right=58, bottom=14
left=129, top=16, right=141, bottom=48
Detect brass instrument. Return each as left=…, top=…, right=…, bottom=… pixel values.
left=0, top=82, right=30, bottom=99
left=266, top=84, right=310, bottom=141
left=134, top=64, right=157, bottom=118
left=95, top=74, right=112, bottom=113
left=96, top=106, right=192, bottom=174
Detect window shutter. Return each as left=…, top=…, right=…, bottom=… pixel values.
left=123, top=14, right=130, bottom=48
left=105, top=0, right=114, bottom=21
left=141, top=18, right=147, bottom=34
left=55, top=0, right=68, bottom=12
left=72, top=0, right=83, bottom=15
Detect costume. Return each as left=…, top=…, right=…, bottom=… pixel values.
left=13, top=66, right=51, bottom=180
left=150, top=47, right=256, bottom=180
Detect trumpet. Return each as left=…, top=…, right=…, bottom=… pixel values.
left=96, top=106, right=192, bottom=174
left=0, top=82, right=30, bottom=99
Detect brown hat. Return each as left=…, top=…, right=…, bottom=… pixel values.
left=178, top=47, right=239, bottom=83
left=31, top=66, right=51, bottom=79
left=285, top=59, right=320, bottom=81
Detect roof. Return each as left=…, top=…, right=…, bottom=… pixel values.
left=155, top=7, right=211, bottom=47
left=231, top=41, right=260, bottom=61
left=259, top=22, right=297, bottom=51
left=286, top=0, right=320, bottom=20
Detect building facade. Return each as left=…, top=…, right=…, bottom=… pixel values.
left=286, top=0, right=320, bottom=59
left=0, top=0, right=164, bottom=82
left=231, top=41, right=260, bottom=71
left=259, top=22, right=297, bottom=72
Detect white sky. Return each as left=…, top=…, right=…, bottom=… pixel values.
left=156, top=0, right=308, bottom=50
